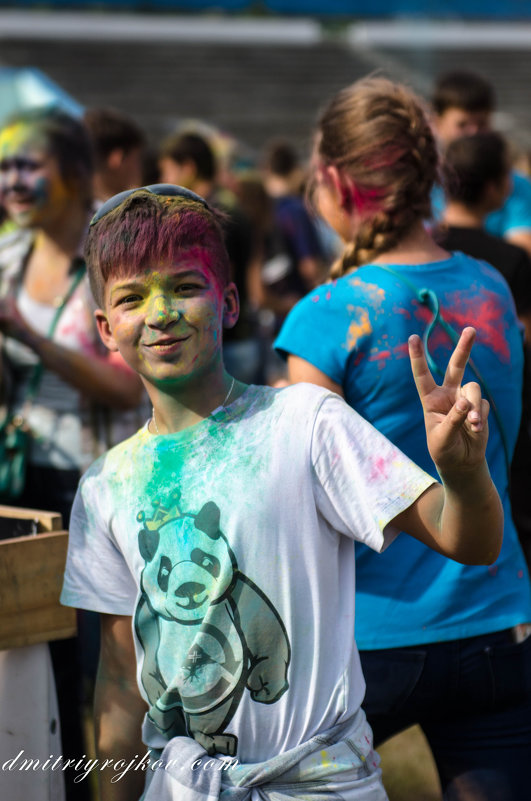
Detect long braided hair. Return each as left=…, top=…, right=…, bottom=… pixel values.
left=313, top=77, right=439, bottom=278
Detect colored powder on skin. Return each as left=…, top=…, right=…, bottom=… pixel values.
left=0, top=122, right=45, bottom=159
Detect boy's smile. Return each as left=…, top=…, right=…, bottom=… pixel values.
left=95, top=252, right=239, bottom=390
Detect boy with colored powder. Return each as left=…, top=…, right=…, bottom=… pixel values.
left=60, top=185, right=503, bottom=801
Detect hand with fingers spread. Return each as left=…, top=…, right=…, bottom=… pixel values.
left=396, top=323, right=503, bottom=566
left=409, top=326, right=490, bottom=477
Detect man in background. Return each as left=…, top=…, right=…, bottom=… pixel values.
left=84, top=107, right=145, bottom=203
left=431, top=70, right=531, bottom=259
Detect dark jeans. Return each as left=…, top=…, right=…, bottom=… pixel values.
left=360, top=629, right=531, bottom=801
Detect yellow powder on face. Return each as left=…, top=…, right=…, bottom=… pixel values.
left=0, top=122, right=43, bottom=160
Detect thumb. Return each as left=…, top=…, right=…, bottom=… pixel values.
left=441, top=396, right=471, bottom=437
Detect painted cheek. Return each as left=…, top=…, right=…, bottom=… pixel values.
left=113, top=318, right=138, bottom=340
left=30, top=175, right=50, bottom=205
left=45, top=173, right=72, bottom=208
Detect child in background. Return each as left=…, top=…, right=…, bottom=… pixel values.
left=431, top=69, right=531, bottom=259
left=275, top=76, right=531, bottom=800
left=61, top=184, right=502, bottom=801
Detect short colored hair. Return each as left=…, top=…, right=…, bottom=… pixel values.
left=85, top=189, right=230, bottom=308
left=432, top=71, right=495, bottom=115
left=83, top=107, right=145, bottom=168
left=159, top=132, right=216, bottom=182
left=443, top=131, right=509, bottom=206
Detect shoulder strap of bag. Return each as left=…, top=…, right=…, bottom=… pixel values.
left=372, top=263, right=512, bottom=479
left=24, top=259, right=87, bottom=403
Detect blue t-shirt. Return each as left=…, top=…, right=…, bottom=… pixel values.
left=486, top=171, right=531, bottom=237
left=432, top=171, right=531, bottom=237
left=275, top=252, right=531, bottom=649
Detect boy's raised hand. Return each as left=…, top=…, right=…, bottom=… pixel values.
left=409, top=327, right=490, bottom=475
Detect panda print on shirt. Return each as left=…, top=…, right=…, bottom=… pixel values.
left=134, top=491, right=291, bottom=757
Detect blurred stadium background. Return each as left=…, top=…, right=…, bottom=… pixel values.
left=1, top=2, right=531, bottom=163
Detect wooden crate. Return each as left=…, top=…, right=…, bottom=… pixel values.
left=0, top=505, right=77, bottom=650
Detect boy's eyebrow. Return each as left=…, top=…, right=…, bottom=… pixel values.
left=109, top=270, right=209, bottom=298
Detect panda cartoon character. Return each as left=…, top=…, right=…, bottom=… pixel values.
left=134, top=493, right=291, bottom=756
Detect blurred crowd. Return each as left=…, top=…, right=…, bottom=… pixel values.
left=1, top=66, right=530, bottom=801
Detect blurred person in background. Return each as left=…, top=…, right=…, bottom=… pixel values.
left=159, top=130, right=260, bottom=382
left=437, top=131, right=531, bottom=338
left=262, top=138, right=327, bottom=292
left=275, top=76, right=531, bottom=800
left=431, top=69, right=531, bottom=259
left=83, top=106, right=146, bottom=203
left=435, top=130, right=531, bottom=575
left=235, top=171, right=307, bottom=384
left=0, top=106, right=144, bottom=800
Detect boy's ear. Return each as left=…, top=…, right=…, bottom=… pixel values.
left=94, top=308, right=120, bottom=352
left=222, top=282, right=240, bottom=330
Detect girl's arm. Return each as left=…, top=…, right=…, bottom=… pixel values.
left=287, top=355, right=344, bottom=396
left=0, top=297, right=144, bottom=409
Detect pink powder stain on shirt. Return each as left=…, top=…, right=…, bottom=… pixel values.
left=368, top=456, right=390, bottom=482
left=364, top=341, right=409, bottom=371
left=393, top=306, right=412, bottom=320
left=488, top=565, right=498, bottom=577
left=412, top=291, right=511, bottom=362
left=312, top=295, right=320, bottom=303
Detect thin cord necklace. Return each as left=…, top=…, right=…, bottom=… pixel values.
left=151, top=376, right=236, bottom=435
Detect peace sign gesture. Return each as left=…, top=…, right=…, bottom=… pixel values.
left=409, top=326, right=490, bottom=475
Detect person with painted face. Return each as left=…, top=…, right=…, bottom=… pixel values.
left=60, top=184, right=504, bottom=801
left=0, top=107, right=145, bottom=515
left=275, top=77, right=531, bottom=800
left=0, top=107, right=145, bottom=801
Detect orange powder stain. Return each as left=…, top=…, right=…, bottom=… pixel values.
left=349, top=278, right=386, bottom=308
left=345, top=307, right=372, bottom=350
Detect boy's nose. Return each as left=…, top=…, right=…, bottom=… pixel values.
left=146, top=294, right=181, bottom=327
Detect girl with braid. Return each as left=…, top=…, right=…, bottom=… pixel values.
left=275, top=77, right=531, bottom=800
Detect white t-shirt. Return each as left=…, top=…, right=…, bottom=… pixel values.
left=61, top=383, right=434, bottom=763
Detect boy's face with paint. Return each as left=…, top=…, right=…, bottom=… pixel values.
left=0, top=122, right=72, bottom=228
left=95, top=247, right=239, bottom=391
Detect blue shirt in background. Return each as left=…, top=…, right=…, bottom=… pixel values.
left=275, top=252, right=531, bottom=649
